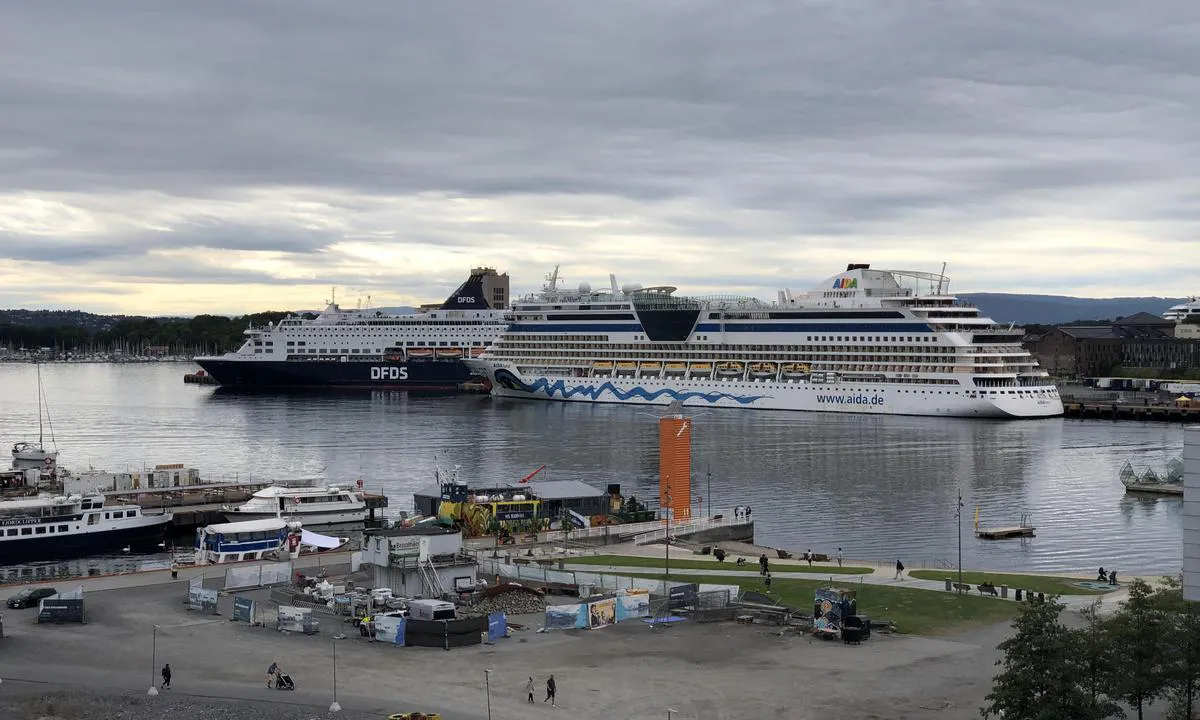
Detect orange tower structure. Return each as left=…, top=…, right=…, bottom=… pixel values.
left=658, top=415, right=692, bottom=522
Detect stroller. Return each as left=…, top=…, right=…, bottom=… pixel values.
left=274, top=671, right=296, bottom=691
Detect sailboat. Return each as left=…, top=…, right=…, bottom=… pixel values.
left=11, top=365, right=58, bottom=471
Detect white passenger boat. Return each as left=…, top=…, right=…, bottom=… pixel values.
left=192, top=519, right=350, bottom=565
left=465, top=265, right=1063, bottom=418
left=223, top=485, right=367, bottom=525
left=0, top=493, right=170, bottom=564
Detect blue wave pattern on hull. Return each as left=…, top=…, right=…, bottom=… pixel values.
left=522, top=376, right=769, bottom=404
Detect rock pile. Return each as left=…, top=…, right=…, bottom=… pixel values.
left=461, top=589, right=547, bottom=618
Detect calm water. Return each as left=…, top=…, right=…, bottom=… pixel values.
left=0, top=362, right=1188, bottom=575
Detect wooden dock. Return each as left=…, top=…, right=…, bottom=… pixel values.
left=1063, top=402, right=1200, bottom=423
left=976, top=526, right=1036, bottom=540
left=1124, top=483, right=1184, bottom=497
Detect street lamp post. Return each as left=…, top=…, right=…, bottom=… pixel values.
left=147, top=624, right=159, bottom=696
left=663, top=488, right=672, bottom=584
left=956, top=489, right=964, bottom=595
left=329, top=639, right=341, bottom=713
left=668, top=708, right=677, bottom=720
left=484, top=669, right=493, bottom=720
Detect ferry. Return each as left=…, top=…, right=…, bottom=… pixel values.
left=223, top=485, right=367, bottom=525
left=0, top=494, right=170, bottom=564
left=464, top=265, right=1063, bottom=418
left=194, top=519, right=349, bottom=564
left=193, top=268, right=510, bottom=389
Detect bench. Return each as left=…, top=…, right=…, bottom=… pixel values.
left=952, top=582, right=971, bottom=593
left=978, top=583, right=999, bottom=596
left=776, top=549, right=793, bottom=559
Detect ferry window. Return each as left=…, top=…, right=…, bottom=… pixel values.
left=59, top=525, right=68, bottom=532
left=113, top=511, right=124, bottom=518
left=105, top=513, right=110, bottom=519
left=5, top=529, right=14, bottom=536
left=129, top=509, right=137, bottom=517
left=21, top=527, right=32, bottom=535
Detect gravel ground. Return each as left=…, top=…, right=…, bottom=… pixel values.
left=0, top=688, right=377, bottom=720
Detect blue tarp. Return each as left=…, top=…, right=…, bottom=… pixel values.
left=487, top=612, right=507, bottom=641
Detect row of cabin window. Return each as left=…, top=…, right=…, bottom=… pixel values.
left=6, top=524, right=70, bottom=536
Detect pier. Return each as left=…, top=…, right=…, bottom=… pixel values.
left=1062, top=402, right=1200, bottom=422
left=1124, top=483, right=1183, bottom=497
left=975, top=526, right=1036, bottom=540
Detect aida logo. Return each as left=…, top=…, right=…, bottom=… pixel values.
left=831, top=277, right=858, bottom=289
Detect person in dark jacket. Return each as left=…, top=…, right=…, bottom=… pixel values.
left=544, top=674, right=556, bottom=706
left=160, top=663, right=171, bottom=689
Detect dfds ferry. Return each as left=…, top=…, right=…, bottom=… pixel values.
left=195, top=268, right=509, bottom=388
left=464, top=265, right=1063, bottom=418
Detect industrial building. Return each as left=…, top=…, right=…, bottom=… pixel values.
left=361, top=525, right=477, bottom=599
left=412, top=479, right=613, bottom=521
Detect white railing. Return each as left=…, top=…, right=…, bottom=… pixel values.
left=632, top=511, right=751, bottom=546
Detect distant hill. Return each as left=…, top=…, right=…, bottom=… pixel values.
left=0, top=309, right=144, bottom=332
left=959, top=294, right=1188, bottom=325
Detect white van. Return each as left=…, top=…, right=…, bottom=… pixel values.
left=407, top=599, right=456, bottom=621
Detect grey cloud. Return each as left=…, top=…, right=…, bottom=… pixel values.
left=0, top=0, right=1196, bottom=303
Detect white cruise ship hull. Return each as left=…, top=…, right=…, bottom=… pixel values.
left=469, top=364, right=1063, bottom=418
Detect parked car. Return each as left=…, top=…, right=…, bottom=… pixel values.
left=6, top=587, right=57, bottom=609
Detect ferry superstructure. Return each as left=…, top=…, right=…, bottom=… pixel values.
left=0, top=494, right=171, bottom=564
left=464, top=265, right=1063, bottom=418
left=194, top=268, right=510, bottom=388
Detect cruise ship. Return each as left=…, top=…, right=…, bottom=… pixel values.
left=464, top=265, right=1063, bottom=418
left=194, top=268, right=510, bottom=388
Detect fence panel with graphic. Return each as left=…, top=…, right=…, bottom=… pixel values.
left=225, top=562, right=294, bottom=590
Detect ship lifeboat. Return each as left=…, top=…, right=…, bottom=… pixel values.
left=749, top=362, right=778, bottom=378
left=408, top=348, right=435, bottom=359
left=689, top=362, right=714, bottom=376
left=664, top=362, right=687, bottom=375
left=384, top=353, right=405, bottom=363
left=592, top=361, right=614, bottom=375
left=639, top=361, right=663, bottom=376
left=436, top=348, right=464, bottom=359
left=470, top=347, right=487, bottom=357
left=781, top=363, right=810, bottom=377
left=616, top=361, right=638, bottom=375
left=716, top=361, right=745, bottom=377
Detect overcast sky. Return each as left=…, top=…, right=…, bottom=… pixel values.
left=0, top=0, right=1197, bottom=314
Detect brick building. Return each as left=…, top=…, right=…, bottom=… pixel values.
left=1031, top=313, right=1184, bottom=379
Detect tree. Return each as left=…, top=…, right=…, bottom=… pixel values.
left=1145, top=576, right=1200, bottom=720
left=1106, top=579, right=1170, bottom=720
left=1073, top=601, right=1124, bottom=720
left=981, top=597, right=1094, bottom=720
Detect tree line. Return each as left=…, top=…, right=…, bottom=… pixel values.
left=0, top=312, right=301, bottom=356
left=983, top=576, right=1200, bottom=720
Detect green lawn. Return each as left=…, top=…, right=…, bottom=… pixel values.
left=624, top=572, right=1019, bottom=636
left=906, top=570, right=1111, bottom=596
left=568, top=554, right=871, bottom=574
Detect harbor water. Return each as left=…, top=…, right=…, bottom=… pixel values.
left=0, top=362, right=1188, bottom=576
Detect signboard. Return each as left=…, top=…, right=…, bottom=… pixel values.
left=391, top=536, right=421, bottom=558
left=587, top=598, right=615, bottom=629
left=374, top=615, right=406, bottom=646
left=668, top=583, right=698, bottom=610
left=232, top=596, right=255, bottom=624
left=495, top=509, right=535, bottom=521
left=188, top=586, right=219, bottom=614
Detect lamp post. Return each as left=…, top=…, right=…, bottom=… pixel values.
left=663, top=488, right=672, bottom=584
left=484, top=669, right=493, bottom=720
left=706, top=463, right=711, bottom=518
left=147, top=624, right=159, bottom=696
left=956, top=489, right=964, bottom=595
left=329, top=639, right=341, bottom=713
left=668, top=708, right=677, bottom=720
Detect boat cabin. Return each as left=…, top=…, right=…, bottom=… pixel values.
left=195, top=518, right=290, bottom=564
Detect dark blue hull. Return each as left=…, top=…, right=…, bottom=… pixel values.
left=0, top=523, right=169, bottom=566
left=194, top=358, right=476, bottom=389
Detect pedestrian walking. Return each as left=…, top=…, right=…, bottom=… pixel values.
left=545, top=674, right=557, bottom=706
left=894, top=559, right=905, bottom=580
left=526, top=676, right=535, bottom=703
left=836, top=548, right=843, bottom=567
left=758, top=553, right=769, bottom=576
left=266, top=661, right=278, bottom=688
left=764, top=573, right=772, bottom=592
left=805, top=549, right=813, bottom=566
left=160, top=663, right=171, bottom=689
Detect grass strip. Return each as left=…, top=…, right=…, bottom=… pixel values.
left=568, top=554, right=871, bottom=575
left=906, top=570, right=1111, bottom=596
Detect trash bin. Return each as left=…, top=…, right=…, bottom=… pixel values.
left=1014, top=588, right=1023, bottom=601
left=944, top=578, right=952, bottom=591
left=1000, top=585, right=1008, bottom=599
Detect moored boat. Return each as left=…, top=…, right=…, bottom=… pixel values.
left=0, top=493, right=170, bottom=564
left=223, top=485, right=367, bottom=525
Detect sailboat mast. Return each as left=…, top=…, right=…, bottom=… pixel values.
left=36, top=364, right=44, bottom=446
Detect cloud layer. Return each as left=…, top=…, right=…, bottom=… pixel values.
left=1, top=0, right=1197, bottom=313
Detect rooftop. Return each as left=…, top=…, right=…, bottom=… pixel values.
left=413, top=478, right=608, bottom=501
left=365, top=524, right=460, bottom=538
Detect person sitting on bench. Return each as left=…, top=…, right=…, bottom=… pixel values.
left=1108, top=569, right=1118, bottom=585
left=1097, top=567, right=1108, bottom=583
